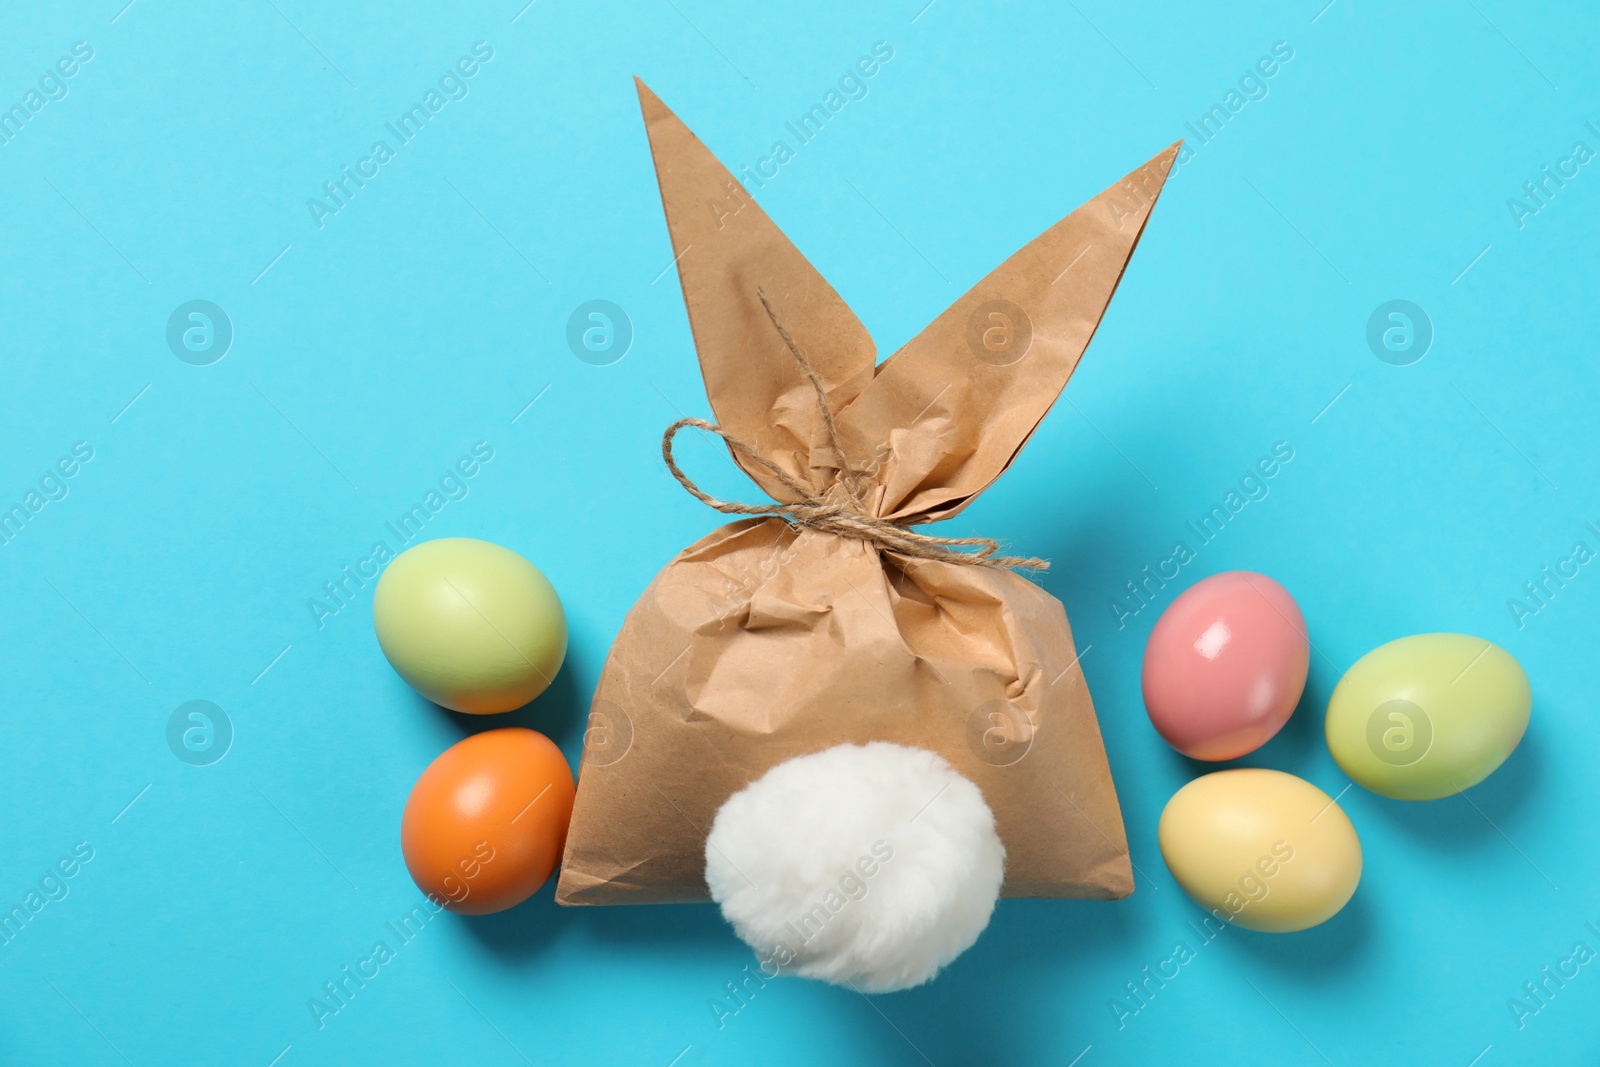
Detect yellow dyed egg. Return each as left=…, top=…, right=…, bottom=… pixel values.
left=1324, top=633, right=1530, bottom=801
left=1158, top=769, right=1361, bottom=933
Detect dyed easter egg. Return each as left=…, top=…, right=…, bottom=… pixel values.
left=1158, top=768, right=1361, bottom=933
left=401, top=728, right=576, bottom=914
left=1141, top=571, right=1310, bottom=760
left=1324, top=633, right=1530, bottom=801
left=374, top=538, right=566, bottom=714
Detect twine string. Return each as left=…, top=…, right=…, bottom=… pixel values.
left=659, top=292, right=1048, bottom=572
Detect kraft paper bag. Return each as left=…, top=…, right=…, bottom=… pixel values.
left=556, top=79, right=1178, bottom=906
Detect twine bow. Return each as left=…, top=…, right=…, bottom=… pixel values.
left=660, top=293, right=1048, bottom=572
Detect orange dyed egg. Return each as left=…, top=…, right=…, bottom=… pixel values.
left=401, top=728, right=575, bottom=915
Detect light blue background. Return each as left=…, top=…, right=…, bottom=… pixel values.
left=1, top=0, right=1596, bottom=1063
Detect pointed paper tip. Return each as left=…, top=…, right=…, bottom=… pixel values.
left=1155, top=140, right=1183, bottom=176
left=634, top=77, right=667, bottom=119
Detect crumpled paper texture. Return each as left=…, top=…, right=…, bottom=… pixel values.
left=556, top=80, right=1177, bottom=906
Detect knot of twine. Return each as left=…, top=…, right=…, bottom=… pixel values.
left=660, top=293, right=1047, bottom=572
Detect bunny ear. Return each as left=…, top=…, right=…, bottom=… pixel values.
left=836, top=143, right=1181, bottom=524
left=636, top=79, right=877, bottom=501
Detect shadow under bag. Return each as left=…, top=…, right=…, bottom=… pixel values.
left=556, top=79, right=1177, bottom=906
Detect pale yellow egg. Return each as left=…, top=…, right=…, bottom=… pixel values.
left=1158, top=768, right=1361, bottom=933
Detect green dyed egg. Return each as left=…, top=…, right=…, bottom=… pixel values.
left=1325, top=633, right=1529, bottom=801
left=373, top=538, right=566, bottom=714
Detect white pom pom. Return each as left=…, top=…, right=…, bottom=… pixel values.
left=705, top=742, right=1005, bottom=993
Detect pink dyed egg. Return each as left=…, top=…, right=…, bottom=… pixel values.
left=1141, top=571, right=1309, bottom=761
